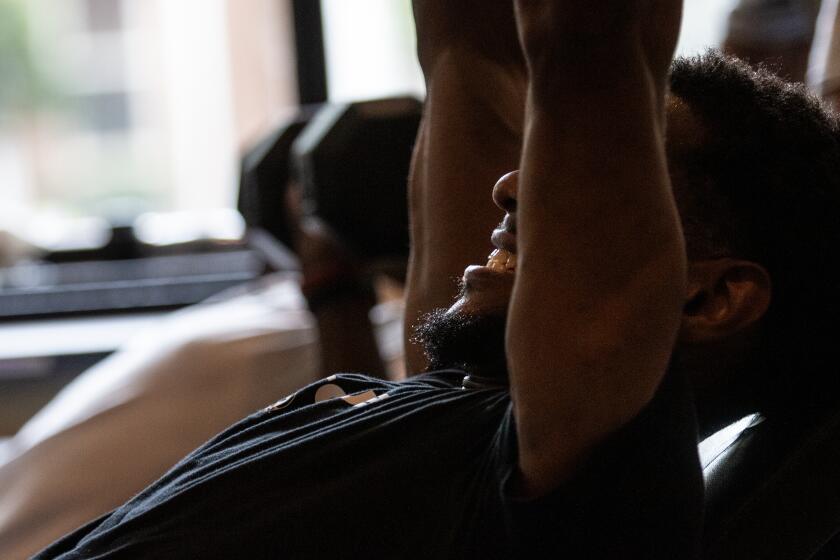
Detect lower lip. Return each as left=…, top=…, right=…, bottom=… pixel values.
left=463, top=264, right=514, bottom=285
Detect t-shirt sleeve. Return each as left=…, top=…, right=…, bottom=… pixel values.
left=497, top=370, right=704, bottom=559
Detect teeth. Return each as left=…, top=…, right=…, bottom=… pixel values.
left=486, top=249, right=516, bottom=272
left=486, top=249, right=506, bottom=271
left=505, top=252, right=516, bottom=270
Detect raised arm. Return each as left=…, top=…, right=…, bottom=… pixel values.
left=508, top=0, right=687, bottom=496
left=404, top=1, right=527, bottom=373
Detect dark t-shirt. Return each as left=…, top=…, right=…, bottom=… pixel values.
left=35, top=369, right=702, bottom=559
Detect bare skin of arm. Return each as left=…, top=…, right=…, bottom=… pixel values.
left=293, top=207, right=386, bottom=379
left=404, top=1, right=527, bottom=373
left=508, top=0, right=687, bottom=496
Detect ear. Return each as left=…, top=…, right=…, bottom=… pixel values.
left=679, top=259, right=772, bottom=344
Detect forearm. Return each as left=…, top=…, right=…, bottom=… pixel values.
left=508, top=0, right=686, bottom=495
left=295, top=217, right=385, bottom=379
left=310, top=289, right=386, bottom=379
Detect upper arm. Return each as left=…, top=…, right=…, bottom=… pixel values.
left=507, top=3, right=687, bottom=496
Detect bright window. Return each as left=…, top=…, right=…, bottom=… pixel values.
left=678, top=0, right=740, bottom=57
left=321, top=0, right=423, bottom=102
left=0, top=0, right=297, bottom=249
left=1, top=0, right=738, bottom=251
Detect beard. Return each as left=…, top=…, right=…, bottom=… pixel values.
left=412, top=305, right=508, bottom=377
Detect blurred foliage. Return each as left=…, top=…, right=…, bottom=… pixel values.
left=0, top=0, right=55, bottom=115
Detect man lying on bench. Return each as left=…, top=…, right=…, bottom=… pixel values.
left=35, top=0, right=840, bottom=557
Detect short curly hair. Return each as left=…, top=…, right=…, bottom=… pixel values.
left=668, top=51, right=840, bottom=411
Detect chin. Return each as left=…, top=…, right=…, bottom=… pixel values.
left=413, top=305, right=509, bottom=375
left=459, top=266, right=515, bottom=315
left=451, top=274, right=514, bottom=317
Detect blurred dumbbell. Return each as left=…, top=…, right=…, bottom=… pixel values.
left=237, top=106, right=320, bottom=248
left=291, top=96, right=422, bottom=264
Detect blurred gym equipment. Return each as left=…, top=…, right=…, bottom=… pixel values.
left=238, top=105, right=321, bottom=249
left=0, top=110, right=311, bottom=432
left=0, top=107, right=323, bottom=323
left=292, top=96, right=422, bottom=263
left=702, top=404, right=840, bottom=559
left=0, top=98, right=419, bottom=432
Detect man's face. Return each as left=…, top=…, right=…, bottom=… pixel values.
left=417, top=97, right=701, bottom=373
left=449, top=96, right=702, bottom=318
left=413, top=171, right=517, bottom=374
left=448, top=169, right=519, bottom=319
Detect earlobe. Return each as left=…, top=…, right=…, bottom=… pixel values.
left=679, top=259, right=771, bottom=344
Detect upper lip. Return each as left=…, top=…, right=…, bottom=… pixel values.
left=490, top=215, right=517, bottom=253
